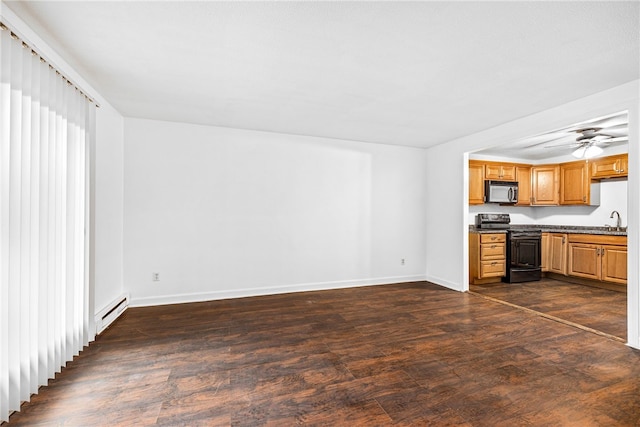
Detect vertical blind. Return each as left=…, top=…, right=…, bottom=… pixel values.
left=0, top=23, right=95, bottom=422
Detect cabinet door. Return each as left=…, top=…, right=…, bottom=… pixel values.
left=499, top=164, right=516, bottom=180
left=560, top=161, right=589, bottom=205
left=548, top=233, right=567, bottom=275
left=592, top=154, right=628, bottom=178
left=617, top=155, right=628, bottom=176
left=531, top=165, right=559, bottom=205
left=469, top=162, right=485, bottom=205
left=568, top=243, right=600, bottom=280
left=484, top=163, right=501, bottom=180
left=541, top=233, right=549, bottom=272
left=515, top=166, right=531, bottom=205
left=485, top=163, right=515, bottom=180
left=601, top=245, right=627, bottom=284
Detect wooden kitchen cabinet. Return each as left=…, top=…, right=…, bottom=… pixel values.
left=469, top=233, right=506, bottom=284
left=602, top=245, right=628, bottom=284
left=567, top=234, right=627, bottom=284
left=484, top=162, right=516, bottom=180
left=541, top=233, right=549, bottom=272
left=591, top=154, right=628, bottom=179
left=559, top=160, right=598, bottom=205
left=547, top=233, right=568, bottom=275
left=531, top=165, right=559, bottom=205
left=515, top=166, right=531, bottom=205
left=469, top=161, right=485, bottom=205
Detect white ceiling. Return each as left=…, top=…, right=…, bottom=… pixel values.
left=4, top=1, right=639, bottom=149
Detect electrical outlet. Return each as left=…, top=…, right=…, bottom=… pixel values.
left=401, top=259, right=405, bottom=266
left=152, top=272, right=160, bottom=282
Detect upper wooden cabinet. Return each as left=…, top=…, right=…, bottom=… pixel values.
left=531, top=165, right=559, bottom=205
left=484, top=162, right=516, bottom=180
left=468, top=153, right=626, bottom=206
left=559, top=160, right=599, bottom=205
left=515, top=166, right=531, bottom=206
left=591, top=154, right=628, bottom=179
left=469, top=161, right=485, bottom=205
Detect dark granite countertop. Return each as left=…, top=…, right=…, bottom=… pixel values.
left=469, top=224, right=627, bottom=236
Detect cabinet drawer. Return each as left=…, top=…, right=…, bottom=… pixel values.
left=480, top=233, right=506, bottom=243
left=480, top=260, right=506, bottom=277
left=480, top=243, right=505, bottom=260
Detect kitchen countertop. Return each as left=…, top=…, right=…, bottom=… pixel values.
left=469, top=224, right=627, bottom=236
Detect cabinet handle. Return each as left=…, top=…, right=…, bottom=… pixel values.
left=583, top=196, right=586, bottom=202
left=562, top=236, right=565, bottom=244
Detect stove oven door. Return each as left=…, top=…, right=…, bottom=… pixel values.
left=511, top=238, right=541, bottom=268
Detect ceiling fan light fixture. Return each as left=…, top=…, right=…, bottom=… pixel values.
left=572, top=144, right=603, bottom=159
left=572, top=146, right=587, bottom=158
left=584, top=145, right=603, bottom=159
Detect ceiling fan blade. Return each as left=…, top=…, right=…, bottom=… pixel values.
left=599, top=123, right=628, bottom=131
left=595, top=128, right=628, bottom=138
left=520, top=131, right=570, bottom=147
left=544, top=142, right=581, bottom=148
left=534, top=134, right=577, bottom=148
left=588, top=115, right=628, bottom=130
left=603, top=136, right=628, bottom=143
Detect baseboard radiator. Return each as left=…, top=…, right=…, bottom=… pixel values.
left=95, top=294, right=129, bottom=335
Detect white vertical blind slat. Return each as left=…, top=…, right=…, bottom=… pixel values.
left=19, top=37, right=32, bottom=404
left=0, top=24, right=95, bottom=423
left=8, top=28, right=23, bottom=413
left=0, top=23, right=12, bottom=421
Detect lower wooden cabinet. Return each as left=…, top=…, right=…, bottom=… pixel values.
left=567, top=234, right=627, bottom=285
left=469, top=233, right=506, bottom=284
left=547, top=233, right=568, bottom=275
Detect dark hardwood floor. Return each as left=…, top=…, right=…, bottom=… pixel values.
left=470, top=278, right=627, bottom=341
left=5, top=281, right=640, bottom=426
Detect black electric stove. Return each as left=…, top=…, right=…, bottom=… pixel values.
left=476, top=214, right=542, bottom=283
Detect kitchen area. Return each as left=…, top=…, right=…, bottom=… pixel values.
left=468, top=111, right=628, bottom=340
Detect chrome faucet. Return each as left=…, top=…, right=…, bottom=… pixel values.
left=610, top=210, right=622, bottom=229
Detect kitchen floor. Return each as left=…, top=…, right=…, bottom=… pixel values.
left=470, top=278, right=626, bottom=341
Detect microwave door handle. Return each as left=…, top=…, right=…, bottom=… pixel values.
left=512, top=187, right=518, bottom=202
left=508, top=187, right=513, bottom=202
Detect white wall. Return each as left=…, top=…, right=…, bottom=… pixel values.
left=469, top=179, right=628, bottom=227
left=123, top=118, right=427, bottom=306
left=94, top=103, right=125, bottom=312
left=424, top=80, right=640, bottom=348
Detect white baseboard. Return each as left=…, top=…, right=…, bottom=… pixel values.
left=425, top=274, right=464, bottom=292
left=95, top=294, right=129, bottom=334
left=129, top=275, right=428, bottom=307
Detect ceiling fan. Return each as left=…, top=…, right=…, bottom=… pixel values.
left=522, top=111, right=629, bottom=159
left=544, top=126, right=628, bottom=158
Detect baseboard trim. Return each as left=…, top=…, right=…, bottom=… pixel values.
left=129, top=275, right=428, bottom=307
left=425, top=274, right=463, bottom=292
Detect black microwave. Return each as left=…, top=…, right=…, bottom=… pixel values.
left=485, top=180, right=518, bottom=204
